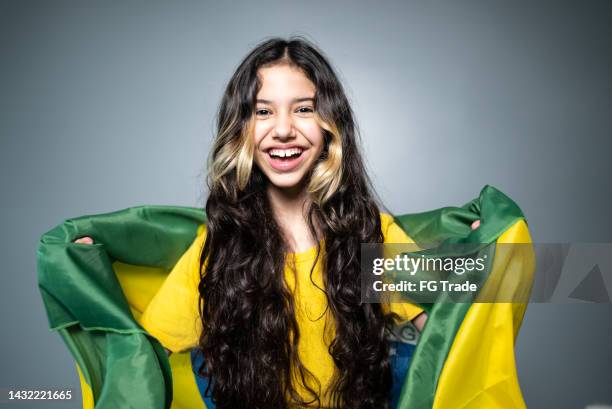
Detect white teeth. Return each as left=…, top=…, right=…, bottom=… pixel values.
left=269, top=148, right=303, bottom=158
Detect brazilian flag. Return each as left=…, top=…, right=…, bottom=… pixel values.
left=37, top=185, right=535, bottom=409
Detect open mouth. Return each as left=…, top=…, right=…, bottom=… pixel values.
left=267, top=147, right=304, bottom=161
left=265, top=147, right=306, bottom=172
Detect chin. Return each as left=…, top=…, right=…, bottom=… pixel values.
left=265, top=174, right=307, bottom=190
left=253, top=159, right=303, bottom=188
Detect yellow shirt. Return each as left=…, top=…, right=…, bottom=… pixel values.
left=139, top=212, right=423, bottom=405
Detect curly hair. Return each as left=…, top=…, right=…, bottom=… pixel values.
left=197, top=37, right=394, bottom=409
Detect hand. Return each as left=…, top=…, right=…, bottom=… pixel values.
left=412, top=311, right=428, bottom=332
left=74, top=236, right=94, bottom=244
left=471, top=220, right=480, bottom=230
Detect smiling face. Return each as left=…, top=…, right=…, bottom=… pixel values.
left=252, top=64, right=325, bottom=194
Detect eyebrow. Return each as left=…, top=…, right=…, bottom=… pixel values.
left=256, top=97, right=315, bottom=104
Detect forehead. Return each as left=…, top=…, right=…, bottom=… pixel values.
left=256, top=64, right=316, bottom=99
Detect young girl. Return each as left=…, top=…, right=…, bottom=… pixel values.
left=76, top=37, right=461, bottom=409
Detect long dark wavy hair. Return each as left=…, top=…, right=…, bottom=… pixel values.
left=197, top=37, right=394, bottom=409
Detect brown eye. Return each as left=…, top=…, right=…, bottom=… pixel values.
left=296, top=107, right=314, bottom=114
left=256, top=109, right=271, bottom=117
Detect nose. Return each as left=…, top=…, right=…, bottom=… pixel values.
left=273, top=110, right=295, bottom=140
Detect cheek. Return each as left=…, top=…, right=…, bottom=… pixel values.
left=298, top=122, right=325, bottom=149
left=252, top=124, right=268, bottom=147
left=252, top=128, right=266, bottom=167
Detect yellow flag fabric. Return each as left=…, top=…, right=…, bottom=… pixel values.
left=37, top=185, right=534, bottom=409
left=432, top=220, right=534, bottom=409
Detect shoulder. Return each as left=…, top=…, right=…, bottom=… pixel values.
left=378, top=213, right=423, bottom=322
left=194, top=223, right=207, bottom=245
left=187, top=224, right=207, bottom=272
left=177, top=224, right=207, bottom=265
left=158, top=223, right=207, bottom=288
left=138, top=223, right=207, bottom=352
left=379, top=212, right=415, bottom=244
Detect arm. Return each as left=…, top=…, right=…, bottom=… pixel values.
left=74, top=225, right=207, bottom=354
left=391, top=219, right=480, bottom=333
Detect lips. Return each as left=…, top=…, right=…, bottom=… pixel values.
left=268, top=147, right=303, bottom=159
left=264, top=146, right=307, bottom=172
left=266, top=144, right=307, bottom=154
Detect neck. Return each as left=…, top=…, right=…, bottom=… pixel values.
left=266, top=181, right=310, bottom=225
left=266, top=182, right=322, bottom=252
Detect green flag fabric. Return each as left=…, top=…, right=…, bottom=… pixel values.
left=37, top=185, right=534, bottom=409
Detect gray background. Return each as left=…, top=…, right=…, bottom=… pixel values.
left=1, top=1, right=611, bottom=408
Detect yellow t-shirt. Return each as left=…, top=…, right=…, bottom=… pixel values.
left=139, top=212, right=423, bottom=405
